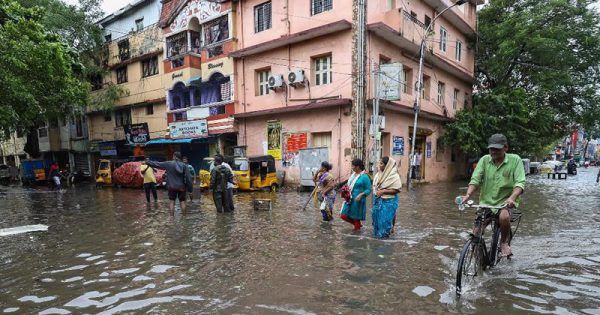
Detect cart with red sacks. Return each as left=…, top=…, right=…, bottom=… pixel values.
left=112, top=162, right=166, bottom=188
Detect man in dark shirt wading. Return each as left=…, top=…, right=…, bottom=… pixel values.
left=210, top=155, right=234, bottom=213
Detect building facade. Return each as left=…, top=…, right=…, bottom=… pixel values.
left=0, top=131, right=28, bottom=168
left=90, top=0, right=166, bottom=168
left=231, top=0, right=480, bottom=185
left=154, top=0, right=237, bottom=171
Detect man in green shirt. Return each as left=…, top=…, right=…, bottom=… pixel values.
left=461, top=134, right=526, bottom=258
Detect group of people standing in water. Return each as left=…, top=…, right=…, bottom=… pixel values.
left=313, top=157, right=403, bottom=238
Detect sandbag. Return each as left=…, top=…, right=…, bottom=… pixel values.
left=113, top=162, right=165, bottom=188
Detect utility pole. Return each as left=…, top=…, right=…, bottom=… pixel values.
left=351, top=0, right=367, bottom=161
left=406, top=0, right=466, bottom=189
left=371, top=61, right=381, bottom=172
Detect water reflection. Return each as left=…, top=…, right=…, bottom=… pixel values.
left=0, top=168, right=599, bottom=313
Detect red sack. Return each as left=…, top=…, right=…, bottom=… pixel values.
left=113, top=162, right=165, bottom=188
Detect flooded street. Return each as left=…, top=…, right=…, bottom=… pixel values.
left=1, top=168, right=600, bottom=314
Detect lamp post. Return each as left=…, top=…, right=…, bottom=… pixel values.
left=406, top=0, right=467, bottom=189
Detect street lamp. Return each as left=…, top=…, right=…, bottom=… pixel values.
left=406, top=0, right=467, bottom=189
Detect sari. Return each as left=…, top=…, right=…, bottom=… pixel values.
left=371, top=159, right=402, bottom=238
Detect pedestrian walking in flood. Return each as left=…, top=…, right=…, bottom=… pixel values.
left=220, top=155, right=236, bottom=211
left=49, top=162, right=60, bottom=189
left=371, top=157, right=402, bottom=238
left=340, top=159, right=371, bottom=231
left=210, top=154, right=234, bottom=213
left=140, top=158, right=158, bottom=202
left=313, top=161, right=336, bottom=222
left=182, top=156, right=196, bottom=201
left=145, top=152, right=193, bottom=216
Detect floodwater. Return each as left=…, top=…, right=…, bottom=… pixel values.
left=1, top=167, right=599, bottom=314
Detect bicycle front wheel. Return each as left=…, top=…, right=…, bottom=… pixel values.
left=456, top=239, right=484, bottom=296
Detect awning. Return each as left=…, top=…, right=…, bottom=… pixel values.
left=145, top=138, right=193, bottom=145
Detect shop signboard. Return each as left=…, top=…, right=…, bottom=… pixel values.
left=99, top=142, right=117, bottom=156
left=124, top=123, right=150, bottom=145
left=169, top=119, right=208, bottom=139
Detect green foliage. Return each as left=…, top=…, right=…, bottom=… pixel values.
left=443, top=0, right=600, bottom=158
left=0, top=0, right=88, bottom=131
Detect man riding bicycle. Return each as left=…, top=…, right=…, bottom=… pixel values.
left=460, top=134, right=526, bottom=258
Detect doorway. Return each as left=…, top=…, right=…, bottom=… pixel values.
left=408, top=127, right=431, bottom=180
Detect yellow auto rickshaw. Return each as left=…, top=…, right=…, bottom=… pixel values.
left=234, top=155, right=279, bottom=192
left=199, top=156, right=238, bottom=190
left=95, top=159, right=128, bottom=187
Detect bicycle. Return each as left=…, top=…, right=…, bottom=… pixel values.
left=455, top=200, right=522, bottom=296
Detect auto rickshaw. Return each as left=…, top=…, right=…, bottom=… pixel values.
left=198, top=156, right=237, bottom=190
left=234, top=155, right=279, bottom=192
left=95, top=159, right=128, bottom=187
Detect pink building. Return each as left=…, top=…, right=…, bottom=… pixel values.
left=231, top=0, right=481, bottom=186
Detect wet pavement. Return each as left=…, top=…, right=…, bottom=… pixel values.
left=1, top=167, right=599, bottom=314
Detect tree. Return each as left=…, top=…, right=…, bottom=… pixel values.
left=0, top=0, right=89, bottom=134
left=442, top=0, right=600, bottom=157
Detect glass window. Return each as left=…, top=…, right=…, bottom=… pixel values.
left=203, top=15, right=229, bottom=45
left=254, top=2, right=272, bottom=33
left=118, top=39, right=130, bottom=60
left=439, top=27, right=447, bottom=52
left=437, top=81, right=445, bottom=105
left=135, top=18, right=144, bottom=31
left=453, top=88, right=459, bottom=110
left=455, top=40, right=462, bottom=62
left=142, top=56, right=158, bottom=78
left=314, top=55, right=332, bottom=86
left=234, top=159, right=249, bottom=171
left=257, top=69, right=271, bottom=96
left=115, top=109, right=131, bottom=127
left=116, top=66, right=128, bottom=84
left=166, top=32, right=188, bottom=58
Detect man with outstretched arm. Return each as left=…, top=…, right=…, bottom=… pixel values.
left=460, top=134, right=526, bottom=258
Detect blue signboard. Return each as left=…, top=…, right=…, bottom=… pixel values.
left=99, top=142, right=117, bottom=156
left=426, top=141, right=432, bottom=158
left=392, top=136, right=404, bottom=156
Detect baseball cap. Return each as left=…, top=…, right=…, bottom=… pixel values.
left=487, top=134, right=507, bottom=149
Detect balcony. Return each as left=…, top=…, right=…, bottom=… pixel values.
left=105, top=24, right=163, bottom=68
left=421, top=0, right=476, bottom=34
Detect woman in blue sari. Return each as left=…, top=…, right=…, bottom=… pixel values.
left=371, top=156, right=402, bottom=238
left=340, top=159, right=371, bottom=231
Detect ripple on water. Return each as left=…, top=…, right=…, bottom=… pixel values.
left=148, top=265, right=177, bottom=273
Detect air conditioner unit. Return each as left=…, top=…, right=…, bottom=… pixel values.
left=268, top=74, right=284, bottom=90
left=287, top=69, right=305, bottom=87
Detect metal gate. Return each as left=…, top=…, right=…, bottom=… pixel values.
left=74, top=153, right=89, bottom=173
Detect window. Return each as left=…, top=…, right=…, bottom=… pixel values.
left=439, top=27, right=448, bottom=52
left=116, top=66, right=128, bottom=84
left=167, top=32, right=188, bottom=58
left=104, top=112, right=112, bottom=122
left=146, top=105, right=154, bottom=115
left=464, top=92, right=469, bottom=108
left=171, top=58, right=184, bottom=69
left=90, top=74, right=103, bottom=91
left=254, top=2, right=272, bottom=33
left=437, top=81, right=445, bottom=105
left=453, top=89, right=459, bottom=110
left=311, top=132, right=332, bottom=148
left=387, top=0, right=397, bottom=10
left=422, top=76, right=430, bottom=100
left=115, top=109, right=131, bottom=127
left=38, top=127, right=48, bottom=138
left=455, top=40, right=462, bottom=62
left=135, top=18, right=144, bottom=31
left=314, top=55, right=332, bottom=86
left=203, top=15, right=230, bottom=45
left=424, top=15, right=431, bottom=27
left=311, top=0, right=332, bottom=15
left=257, top=69, right=271, bottom=96
left=142, top=56, right=158, bottom=78
left=75, top=117, right=83, bottom=137
left=118, top=39, right=130, bottom=60
left=104, top=34, right=112, bottom=42
left=401, top=67, right=413, bottom=94
left=379, top=55, right=391, bottom=64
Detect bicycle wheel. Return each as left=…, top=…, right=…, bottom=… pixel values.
left=456, top=239, right=484, bottom=295
left=489, top=223, right=501, bottom=267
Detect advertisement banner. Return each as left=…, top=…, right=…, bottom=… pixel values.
left=169, top=119, right=208, bottom=139
left=379, top=63, right=403, bottom=101
left=267, top=121, right=282, bottom=160
left=392, top=136, right=404, bottom=155
left=282, top=132, right=308, bottom=167
left=124, top=123, right=150, bottom=145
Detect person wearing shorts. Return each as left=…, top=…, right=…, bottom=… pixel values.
left=145, top=152, right=193, bottom=216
